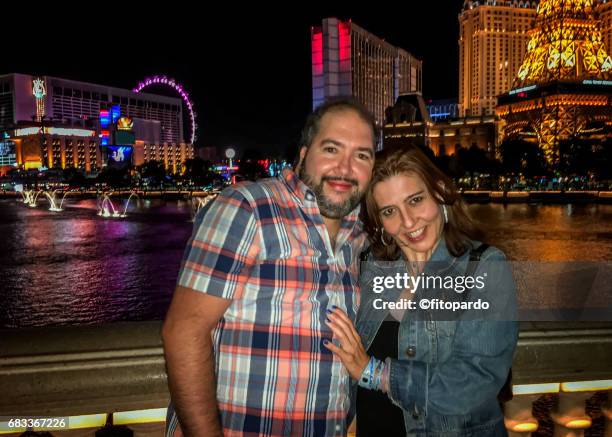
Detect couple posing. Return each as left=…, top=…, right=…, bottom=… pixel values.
left=162, top=100, right=518, bottom=437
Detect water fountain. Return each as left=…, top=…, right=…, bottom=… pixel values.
left=21, top=190, right=44, bottom=208
left=20, top=190, right=37, bottom=206
left=19, top=189, right=68, bottom=211
left=97, top=192, right=139, bottom=218
left=44, top=190, right=69, bottom=212
left=122, top=192, right=139, bottom=216
left=97, top=194, right=122, bottom=218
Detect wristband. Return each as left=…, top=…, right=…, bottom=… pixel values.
left=358, top=356, right=385, bottom=391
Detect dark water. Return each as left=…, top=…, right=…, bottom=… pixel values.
left=0, top=198, right=193, bottom=328
left=471, top=203, right=612, bottom=262
left=1, top=198, right=611, bottom=328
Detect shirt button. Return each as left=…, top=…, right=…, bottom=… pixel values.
left=305, top=191, right=315, bottom=201
left=406, top=346, right=416, bottom=357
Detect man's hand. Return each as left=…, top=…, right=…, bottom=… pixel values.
left=323, top=308, right=370, bottom=381
left=162, top=286, right=232, bottom=437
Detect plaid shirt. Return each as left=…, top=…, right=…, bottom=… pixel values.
left=166, top=169, right=366, bottom=437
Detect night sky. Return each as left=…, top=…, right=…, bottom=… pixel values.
left=3, top=2, right=464, bottom=157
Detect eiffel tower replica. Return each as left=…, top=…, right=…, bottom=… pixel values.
left=497, top=0, right=612, bottom=169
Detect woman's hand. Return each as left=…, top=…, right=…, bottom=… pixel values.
left=323, top=307, right=370, bottom=381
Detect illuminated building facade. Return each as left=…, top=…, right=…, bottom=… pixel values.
left=384, top=94, right=497, bottom=157
left=0, top=73, right=194, bottom=173
left=598, top=0, right=612, bottom=52
left=459, top=0, right=537, bottom=117
left=133, top=142, right=194, bottom=175
left=11, top=127, right=102, bottom=172
left=384, top=94, right=431, bottom=148
left=0, top=134, right=17, bottom=176
left=496, top=0, right=612, bottom=167
left=311, top=18, right=422, bottom=127
left=427, top=116, right=497, bottom=157
left=426, top=99, right=460, bottom=121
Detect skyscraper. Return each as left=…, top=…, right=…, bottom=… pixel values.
left=458, top=0, right=538, bottom=117
left=311, top=18, right=422, bottom=128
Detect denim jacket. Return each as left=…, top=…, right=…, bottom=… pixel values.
left=352, top=239, right=518, bottom=436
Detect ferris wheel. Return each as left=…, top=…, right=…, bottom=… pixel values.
left=133, top=75, right=197, bottom=144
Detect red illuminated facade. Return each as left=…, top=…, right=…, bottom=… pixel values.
left=311, top=18, right=422, bottom=129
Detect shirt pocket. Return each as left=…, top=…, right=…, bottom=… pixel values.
left=433, top=321, right=456, bottom=363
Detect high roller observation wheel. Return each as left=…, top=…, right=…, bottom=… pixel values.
left=133, top=75, right=197, bottom=144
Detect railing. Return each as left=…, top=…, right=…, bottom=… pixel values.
left=508, top=322, right=612, bottom=436
left=1, top=321, right=611, bottom=436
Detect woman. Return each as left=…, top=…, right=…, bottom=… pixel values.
left=324, top=146, right=518, bottom=436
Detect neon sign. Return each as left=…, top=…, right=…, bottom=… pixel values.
left=14, top=127, right=96, bottom=137
left=117, top=117, right=134, bottom=131
left=582, top=79, right=612, bottom=86
left=99, top=109, right=111, bottom=128
left=32, top=78, right=46, bottom=99
left=111, top=105, right=121, bottom=123
left=32, top=78, right=46, bottom=122
left=509, top=85, right=537, bottom=95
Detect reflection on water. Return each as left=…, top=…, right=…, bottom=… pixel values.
left=470, top=203, right=612, bottom=261
left=0, top=198, right=192, bottom=328
left=0, top=199, right=611, bottom=327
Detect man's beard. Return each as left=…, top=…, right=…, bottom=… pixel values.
left=298, top=163, right=363, bottom=219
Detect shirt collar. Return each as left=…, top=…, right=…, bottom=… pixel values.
left=280, top=167, right=313, bottom=205
left=425, top=236, right=457, bottom=273
left=393, top=235, right=455, bottom=271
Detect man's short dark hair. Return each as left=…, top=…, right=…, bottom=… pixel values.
left=294, top=98, right=378, bottom=167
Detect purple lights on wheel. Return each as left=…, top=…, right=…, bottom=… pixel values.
left=133, top=75, right=197, bottom=144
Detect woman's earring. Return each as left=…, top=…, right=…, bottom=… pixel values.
left=380, top=229, right=392, bottom=247
left=442, top=204, right=449, bottom=224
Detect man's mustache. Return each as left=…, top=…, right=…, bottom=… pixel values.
left=321, top=176, right=358, bottom=186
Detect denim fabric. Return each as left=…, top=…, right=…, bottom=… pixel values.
left=352, top=239, right=518, bottom=436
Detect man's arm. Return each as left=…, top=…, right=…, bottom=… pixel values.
left=162, top=286, right=232, bottom=437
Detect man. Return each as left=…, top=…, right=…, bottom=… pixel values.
left=163, top=99, right=376, bottom=437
